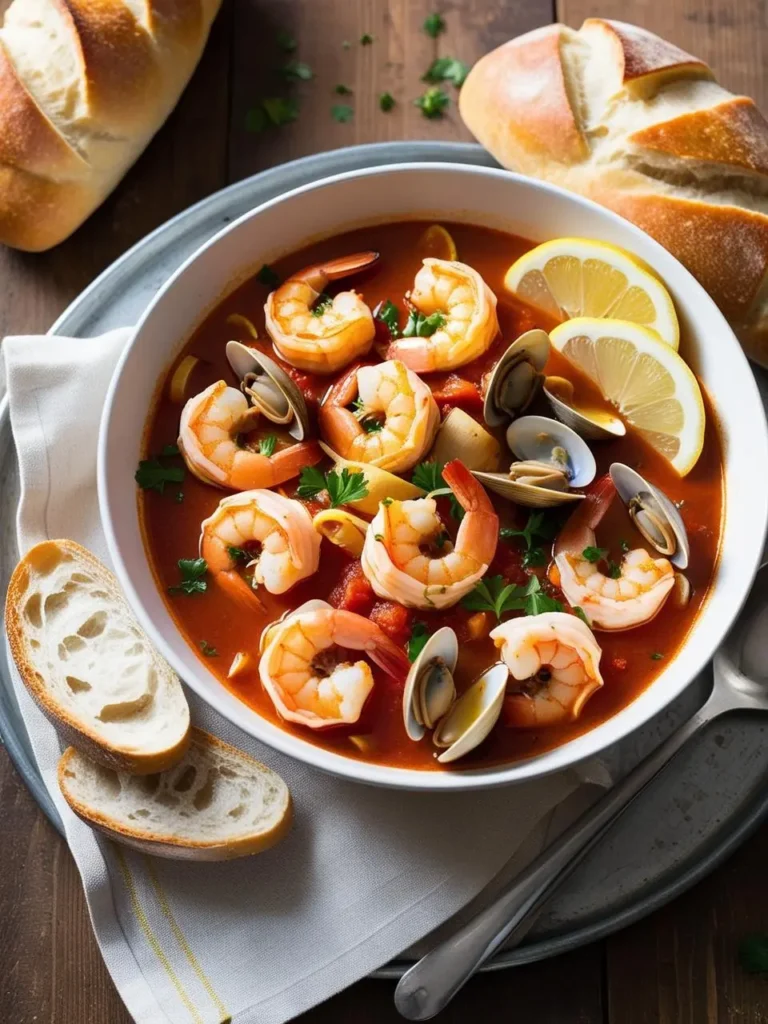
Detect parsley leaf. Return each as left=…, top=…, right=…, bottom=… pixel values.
left=332, top=104, right=354, bottom=123
left=169, top=558, right=208, bottom=596
left=651, top=652, right=664, bottom=661
left=335, top=84, right=353, bottom=95
left=276, top=30, right=297, bottom=52
left=403, top=310, right=446, bottom=337
left=360, top=33, right=374, bottom=44
left=407, top=622, right=430, bottom=662
left=135, top=459, right=185, bottom=495
left=297, top=466, right=368, bottom=508
left=739, top=935, right=768, bottom=975
left=312, top=293, right=333, bottom=316
left=572, top=606, right=590, bottom=625
left=227, top=546, right=250, bottom=563
left=375, top=299, right=400, bottom=337
left=620, top=539, right=630, bottom=553
left=415, top=87, right=450, bottom=119
left=281, top=60, right=313, bottom=82
left=523, top=575, right=564, bottom=615
left=257, top=264, right=281, bottom=288
left=461, top=575, right=525, bottom=620
left=607, top=560, right=622, bottom=579
left=412, top=461, right=444, bottom=493
left=199, top=640, right=218, bottom=657
left=423, top=12, right=446, bottom=37
left=246, top=98, right=300, bottom=133
left=258, top=435, right=277, bottom=457
left=522, top=546, right=547, bottom=569
left=582, top=545, right=608, bottom=563
left=379, top=92, right=395, bottom=112
left=501, top=511, right=557, bottom=554
left=297, top=465, right=327, bottom=499
left=423, top=57, right=470, bottom=88
left=362, top=418, right=383, bottom=434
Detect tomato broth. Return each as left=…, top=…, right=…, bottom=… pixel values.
left=141, top=221, right=723, bottom=771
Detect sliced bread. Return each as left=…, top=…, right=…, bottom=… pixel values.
left=58, top=729, right=292, bottom=860
left=6, top=539, right=190, bottom=774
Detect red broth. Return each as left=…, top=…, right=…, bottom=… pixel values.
left=140, top=221, right=723, bottom=770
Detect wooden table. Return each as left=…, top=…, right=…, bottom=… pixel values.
left=2, top=1, right=768, bottom=1021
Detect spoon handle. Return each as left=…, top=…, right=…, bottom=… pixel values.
left=394, top=703, right=721, bottom=1021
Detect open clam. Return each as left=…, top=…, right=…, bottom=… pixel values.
left=543, top=376, right=626, bottom=440
left=473, top=415, right=596, bottom=507
left=609, top=463, right=690, bottom=569
left=226, top=340, right=310, bottom=440
left=403, top=627, right=458, bottom=742
left=482, top=329, right=550, bottom=428
left=432, top=662, right=509, bottom=764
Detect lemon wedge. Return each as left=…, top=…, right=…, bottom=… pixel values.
left=418, top=224, right=457, bottom=261
left=549, top=318, right=705, bottom=475
left=505, top=238, right=679, bottom=349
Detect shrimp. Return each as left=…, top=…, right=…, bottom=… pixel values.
left=200, top=490, right=321, bottom=609
left=264, top=251, right=379, bottom=375
left=387, top=258, right=499, bottom=372
left=491, top=612, right=604, bottom=728
left=179, top=381, right=321, bottom=490
left=553, top=475, right=675, bottom=631
left=360, top=459, right=498, bottom=609
left=259, top=601, right=410, bottom=729
left=318, top=359, right=440, bottom=474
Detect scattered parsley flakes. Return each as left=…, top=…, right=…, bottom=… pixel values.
left=258, top=434, right=277, bottom=457
left=174, top=491, right=184, bottom=504
left=199, top=640, right=218, bottom=657
left=360, top=33, right=374, bottom=45
left=423, top=12, right=446, bottom=37
left=362, top=417, right=383, bottom=434
left=522, top=546, right=547, bottom=569
left=582, top=545, right=608, bottom=564
left=297, top=466, right=368, bottom=508
left=620, top=539, right=630, bottom=553
left=332, top=104, right=354, bottom=123
left=501, top=511, right=558, bottom=553
left=403, top=310, right=446, bottom=337
left=607, top=561, right=622, bottom=579
left=227, top=546, right=250, bottom=563
left=462, top=575, right=524, bottom=620
left=423, top=57, right=470, bottom=88
left=407, top=622, right=430, bottom=662
left=276, top=30, right=297, bottom=52
left=169, top=558, right=208, bottom=596
left=523, top=574, right=564, bottom=615
left=572, top=606, right=590, bottom=625
left=312, top=293, right=333, bottom=316
left=135, top=458, right=185, bottom=495
left=651, top=652, right=664, bottom=661
left=412, top=460, right=444, bottom=493
left=257, top=264, right=281, bottom=288
left=296, top=465, right=327, bottom=499
left=246, top=97, right=300, bottom=133
left=379, top=92, right=395, bottom=112
left=281, top=60, right=313, bottom=82
left=335, top=84, right=353, bottom=95
left=375, top=299, right=400, bottom=337
left=415, top=86, right=450, bottom=119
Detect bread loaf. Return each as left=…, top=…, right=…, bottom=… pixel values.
left=0, top=0, right=221, bottom=251
left=460, top=19, right=768, bottom=366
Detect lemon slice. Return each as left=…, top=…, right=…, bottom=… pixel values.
left=505, top=238, right=679, bottom=349
left=418, top=224, right=457, bottom=261
left=549, top=318, right=705, bottom=475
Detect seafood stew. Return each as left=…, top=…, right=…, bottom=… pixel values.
left=139, top=220, right=723, bottom=771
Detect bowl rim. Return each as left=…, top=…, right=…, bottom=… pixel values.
left=98, top=160, right=768, bottom=790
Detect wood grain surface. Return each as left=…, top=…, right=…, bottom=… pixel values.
left=2, top=1, right=768, bottom=1021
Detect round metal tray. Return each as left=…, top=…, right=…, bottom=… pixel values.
left=3, top=141, right=768, bottom=977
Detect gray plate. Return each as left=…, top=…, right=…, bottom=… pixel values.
left=3, top=141, right=768, bottom=978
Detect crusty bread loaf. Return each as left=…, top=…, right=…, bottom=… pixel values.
left=460, top=18, right=768, bottom=366
left=0, top=0, right=221, bottom=251
left=6, top=539, right=190, bottom=774
left=59, top=729, right=292, bottom=860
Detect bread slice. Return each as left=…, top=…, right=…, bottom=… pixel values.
left=58, top=730, right=292, bottom=860
left=6, top=539, right=190, bottom=774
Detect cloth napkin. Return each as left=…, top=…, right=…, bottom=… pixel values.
left=2, top=328, right=605, bottom=1024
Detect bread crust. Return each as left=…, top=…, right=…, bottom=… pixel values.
left=5, top=539, right=191, bottom=775
left=58, top=733, right=293, bottom=860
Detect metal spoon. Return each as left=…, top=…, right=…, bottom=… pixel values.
left=394, top=562, right=768, bottom=1020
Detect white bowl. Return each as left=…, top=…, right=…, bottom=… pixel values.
left=98, top=163, right=768, bottom=790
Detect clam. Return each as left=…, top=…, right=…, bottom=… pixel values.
left=543, top=376, right=626, bottom=440
left=482, top=329, right=550, bottom=427
left=226, top=340, right=310, bottom=440
left=473, top=415, right=596, bottom=507
left=432, top=662, right=509, bottom=764
left=609, top=463, right=690, bottom=569
left=403, top=627, right=458, bottom=742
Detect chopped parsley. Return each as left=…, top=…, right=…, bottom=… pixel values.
left=174, top=491, right=184, bottom=504
left=281, top=60, right=313, bottom=82
left=415, top=87, right=450, bottom=119
left=161, top=443, right=180, bottom=457
left=227, top=546, right=250, bottom=563
left=423, top=57, right=470, bottom=88
left=351, top=396, right=382, bottom=433
left=360, top=32, right=374, bottom=44
left=168, top=558, right=208, bottom=596
left=375, top=299, right=400, bottom=337
left=461, top=574, right=563, bottom=620
left=408, top=622, right=430, bottom=662
left=332, top=104, right=354, bottom=123
left=522, top=575, right=564, bottom=615
left=379, top=92, right=395, bottom=112
left=258, top=435, right=277, bottom=457
left=297, top=466, right=369, bottom=508
left=245, top=97, right=300, bottom=133
left=312, top=293, right=333, bottom=316
left=651, top=652, right=664, bottom=661
left=620, top=539, right=630, bottom=553
left=434, top=531, right=449, bottom=550
left=522, top=547, right=547, bottom=569
left=403, top=310, right=446, bottom=337
left=276, top=30, right=297, bottom=52
left=607, top=561, right=622, bottom=579
left=572, top=606, right=590, bottom=625
left=423, top=12, right=446, bottom=37
left=256, top=264, right=281, bottom=288
left=582, top=545, right=608, bottom=563
left=335, top=84, right=353, bottom=95
left=411, top=460, right=463, bottom=521
left=199, top=640, right=218, bottom=657
left=501, top=512, right=558, bottom=556
left=135, top=457, right=185, bottom=496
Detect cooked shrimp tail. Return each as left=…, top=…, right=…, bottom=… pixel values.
left=215, top=569, right=266, bottom=612
left=442, top=459, right=499, bottom=568
left=554, top=474, right=617, bottom=554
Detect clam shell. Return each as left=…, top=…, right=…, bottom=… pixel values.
left=609, top=463, right=689, bottom=569
left=433, top=662, right=509, bottom=763
left=472, top=471, right=584, bottom=507
left=483, top=329, right=550, bottom=428
left=403, top=627, right=458, bottom=742
left=226, top=340, right=310, bottom=440
left=543, top=376, right=626, bottom=440
left=506, top=415, right=596, bottom=488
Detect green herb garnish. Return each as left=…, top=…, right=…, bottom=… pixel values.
left=161, top=443, right=180, bottom=457
left=403, top=310, right=446, bottom=337
left=335, top=84, right=353, bottom=95
left=297, top=466, right=368, bottom=508
left=582, top=545, right=608, bottom=564
left=376, top=299, right=400, bottom=337
left=174, top=491, right=184, bottom=504
left=227, top=546, right=250, bottom=563
left=246, top=97, right=300, bottom=133
left=522, top=547, right=547, bottom=569
left=522, top=575, right=564, bottom=616
left=501, top=512, right=558, bottom=555
left=199, top=640, right=218, bottom=657
left=257, top=264, right=281, bottom=288
left=332, top=104, right=354, bottom=123
left=620, top=539, right=630, bottom=553
left=379, top=92, right=395, bottom=112
left=415, top=87, right=450, bottom=119
left=434, top=531, right=449, bottom=550
left=360, top=33, right=374, bottom=44
left=276, top=30, right=297, bottom=52
left=573, top=606, right=590, bottom=625
left=651, top=652, right=664, bottom=661
left=461, top=576, right=524, bottom=620
left=312, top=293, right=333, bottom=316
left=423, top=57, right=470, bottom=88
left=411, top=461, right=463, bottom=521
left=258, top=435, right=277, bottom=457
left=408, top=622, right=430, bottom=662
left=607, top=561, right=622, bottom=579
left=281, top=60, right=313, bottom=82
left=423, top=12, right=446, bottom=37
left=169, top=558, right=208, bottom=596
left=135, top=459, right=185, bottom=495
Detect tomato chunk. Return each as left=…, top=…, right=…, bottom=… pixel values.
left=431, top=375, right=484, bottom=413
left=329, top=561, right=375, bottom=616
left=370, top=601, right=412, bottom=646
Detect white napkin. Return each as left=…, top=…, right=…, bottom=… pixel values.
left=3, top=329, right=603, bottom=1024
